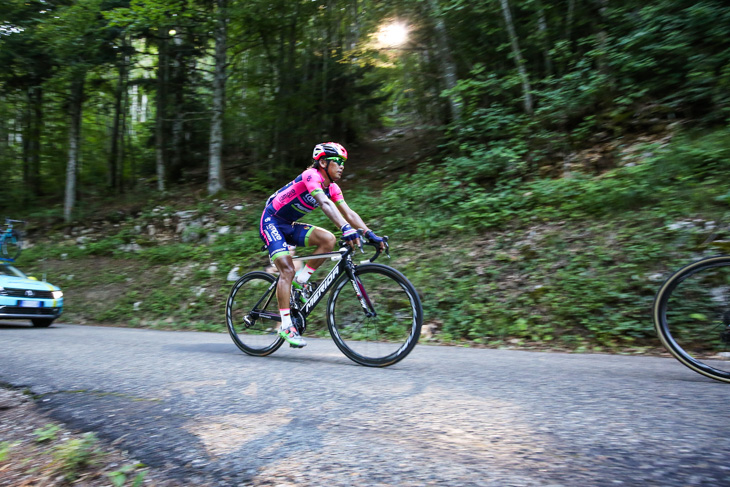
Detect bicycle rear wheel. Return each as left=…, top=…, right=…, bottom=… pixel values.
left=1, top=230, right=21, bottom=260
left=327, top=263, right=422, bottom=367
left=653, top=255, right=730, bottom=383
left=226, top=271, right=284, bottom=356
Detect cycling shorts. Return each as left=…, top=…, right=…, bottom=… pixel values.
left=259, top=210, right=316, bottom=262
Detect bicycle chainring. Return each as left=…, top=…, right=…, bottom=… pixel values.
left=291, top=309, right=306, bottom=335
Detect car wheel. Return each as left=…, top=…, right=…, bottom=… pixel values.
left=31, top=318, right=54, bottom=327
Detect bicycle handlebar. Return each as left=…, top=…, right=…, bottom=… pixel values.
left=338, top=230, right=390, bottom=262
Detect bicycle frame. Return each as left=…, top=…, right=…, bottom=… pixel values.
left=226, top=233, right=422, bottom=367
left=0, top=223, right=13, bottom=245
left=248, top=245, right=375, bottom=325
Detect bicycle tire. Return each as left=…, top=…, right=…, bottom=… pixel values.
left=327, top=263, right=422, bottom=367
left=1, top=230, right=22, bottom=260
left=653, top=255, right=730, bottom=383
left=226, top=271, right=284, bottom=356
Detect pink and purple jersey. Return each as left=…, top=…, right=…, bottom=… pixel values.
left=264, top=168, right=344, bottom=223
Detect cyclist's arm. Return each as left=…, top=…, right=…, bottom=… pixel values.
left=307, top=174, right=359, bottom=246
left=336, top=200, right=385, bottom=250
left=335, top=200, right=370, bottom=234
left=311, top=191, right=349, bottom=230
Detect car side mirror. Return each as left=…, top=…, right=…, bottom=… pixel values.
left=28, top=276, right=38, bottom=281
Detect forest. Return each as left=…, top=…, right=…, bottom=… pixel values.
left=1, top=0, right=730, bottom=348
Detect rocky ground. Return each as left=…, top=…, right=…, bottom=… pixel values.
left=0, top=386, right=182, bottom=487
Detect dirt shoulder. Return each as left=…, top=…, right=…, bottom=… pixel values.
left=0, top=386, right=181, bottom=487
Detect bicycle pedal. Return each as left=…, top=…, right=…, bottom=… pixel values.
left=289, top=343, right=305, bottom=349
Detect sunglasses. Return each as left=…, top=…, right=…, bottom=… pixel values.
left=325, top=156, right=346, bottom=166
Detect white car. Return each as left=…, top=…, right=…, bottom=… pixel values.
left=0, top=263, right=63, bottom=327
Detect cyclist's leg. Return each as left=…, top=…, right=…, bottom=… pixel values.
left=292, top=224, right=336, bottom=273
left=260, top=213, right=296, bottom=312
left=273, top=255, right=296, bottom=307
left=272, top=253, right=306, bottom=346
left=260, top=213, right=306, bottom=346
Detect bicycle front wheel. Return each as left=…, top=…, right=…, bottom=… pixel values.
left=327, top=263, right=422, bottom=367
left=226, top=271, right=284, bottom=356
left=653, top=255, right=730, bottom=383
left=1, top=230, right=21, bottom=260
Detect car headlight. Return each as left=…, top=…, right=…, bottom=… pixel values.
left=52, top=291, right=63, bottom=299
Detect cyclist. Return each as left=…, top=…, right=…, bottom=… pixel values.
left=259, top=142, right=385, bottom=348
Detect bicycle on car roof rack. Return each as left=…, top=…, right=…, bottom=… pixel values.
left=0, top=218, right=24, bottom=262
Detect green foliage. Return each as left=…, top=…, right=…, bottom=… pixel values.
left=5, top=0, right=730, bottom=353
left=137, top=244, right=199, bottom=264
left=0, top=441, right=13, bottom=461
left=609, top=1, right=730, bottom=119
left=376, top=126, right=730, bottom=240
left=18, top=124, right=729, bottom=351
left=108, top=463, right=147, bottom=487
left=3, top=0, right=730, bottom=214
left=33, top=424, right=61, bottom=443
left=52, top=433, right=102, bottom=482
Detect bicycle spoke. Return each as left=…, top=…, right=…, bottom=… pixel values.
left=328, top=264, right=421, bottom=367
left=227, top=272, right=284, bottom=356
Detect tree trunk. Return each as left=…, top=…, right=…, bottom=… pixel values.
left=21, top=90, right=30, bottom=200
left=118, top=90, right=128, bottom=194
left=500, top=0, right=534, bottom=115
left=566, top=0, right=576, bottom=44
left=347, top=0, right=359, bottom=51
left=0, top=110, right=6, bottom=157
left=155, top=31, right=169, bottom=192
left=170, top=103, right=183, bottom=182
left=108, top=61, right=125, bottom=192
left=207, top=0, right=227, bottom=195
left=118, top=62, right=129, bottom=193
left=169, top=34, right=185, bottom=183
left=30, top=86, right=42, bottom=197
left=537, top=6, right=553, bottom=76
left=426, top=0, right=462, bottom=121
left=118, top=36, right=131, bottom=193
left=22, top=86, right=43, bottom=199
left=64, top=73, right=86, bottom=223
left=595, top=0, right=610, bottom=76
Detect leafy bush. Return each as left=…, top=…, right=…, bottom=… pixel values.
left=52, top=433, right=101, bottom=481
left=34, top=424, right=61, bottom=443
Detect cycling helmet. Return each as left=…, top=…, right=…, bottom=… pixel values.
left=312, top=142, right=348, bottom=161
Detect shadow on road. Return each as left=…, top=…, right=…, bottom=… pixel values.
left=0, top=321, right=58, bottom=330
left=165, top=343, right=241, bottom=355
left=166, top=342, right=419, bottom=370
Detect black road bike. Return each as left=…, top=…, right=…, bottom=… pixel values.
left=226, top=235, right=423, bottom=367
left=653, top=255, right=730, bottom=383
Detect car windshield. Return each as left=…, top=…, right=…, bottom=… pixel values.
left=0, top=264, right=27, bottom=278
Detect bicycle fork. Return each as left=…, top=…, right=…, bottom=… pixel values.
left=347, top=264, right=376, bottom=318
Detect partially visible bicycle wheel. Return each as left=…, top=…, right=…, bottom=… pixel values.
left=327, top=263, right=422, bottom=367
left=653, top=255, right=730, bottom=383
left=1, top=230, right=22, bottom=260
left=226, top=271, right=284, bottom=356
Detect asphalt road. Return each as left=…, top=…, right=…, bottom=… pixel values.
left=1, top=323, right=729, bottom=486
